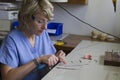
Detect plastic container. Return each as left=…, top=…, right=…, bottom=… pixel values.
left=47, top=22, right=63, bottom=36
left=12, top=21, right=19, bottom=30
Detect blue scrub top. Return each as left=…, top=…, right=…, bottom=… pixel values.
left=0, top=29, right=56, bottom=80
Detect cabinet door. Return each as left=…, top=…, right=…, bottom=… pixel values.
left=68, top=0, right=88, bottom=4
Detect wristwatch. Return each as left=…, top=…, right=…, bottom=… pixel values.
left=33, top=59, right=46, bottom=70
left=33, top=59, right=39, bottom=67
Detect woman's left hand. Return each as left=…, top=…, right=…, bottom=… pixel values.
left=56, top=50, right=67, bottom=64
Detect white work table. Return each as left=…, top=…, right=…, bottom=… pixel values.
left=42, top=40, right=120, bottom=80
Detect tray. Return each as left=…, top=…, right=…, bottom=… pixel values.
left=104, top=52, right=120, bottom=66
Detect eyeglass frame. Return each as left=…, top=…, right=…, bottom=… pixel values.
left=31, top=15, right=49, bottom=25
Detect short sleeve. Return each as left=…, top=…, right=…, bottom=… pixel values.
left=0, top=36, right=19, bottom=68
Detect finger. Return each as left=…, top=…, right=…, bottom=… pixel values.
left=48, top=55, right=53, bottom=66
left=55, top=56, right=59, bottom=63
left=49, top=56, right=54, bottom=66
left=60, top=57, right=67, bottom=64
left=48, top=58, right=51, bottom=66
left=56, top=50, right=63, bottom=56
left=48, top=55, right=58, bottom=66
left=52, top=55, right=59, bottom=65
left=58, top=50, right=65, bottom=56
left=59, top=56, right=67, bottom=64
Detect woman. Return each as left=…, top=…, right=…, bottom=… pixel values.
left=0, top=0, right=66, bottom=80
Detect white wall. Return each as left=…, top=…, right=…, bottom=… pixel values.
left=52, top=0, right=120, bottom=38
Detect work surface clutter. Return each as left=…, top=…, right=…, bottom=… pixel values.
left=42, top=40, right=120, bottom=80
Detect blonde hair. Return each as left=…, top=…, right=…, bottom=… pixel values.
left=18, top=0, right=54, bottom=30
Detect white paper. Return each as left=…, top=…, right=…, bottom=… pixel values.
left=46, top=29, right=56, bottom=34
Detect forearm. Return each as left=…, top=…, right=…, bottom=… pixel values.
left=1, top=60, right=37, bottom=80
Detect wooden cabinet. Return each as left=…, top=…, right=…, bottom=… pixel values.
left=68, top=0, right=88, bottom=4
left=54, top=34, right=91, bottom=55
left=0, top=0, right=88, bottom=4
left=0, top=0, right=15, bottom=2
left=54, top=34, right=120, bottom=55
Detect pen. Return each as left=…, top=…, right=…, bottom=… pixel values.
left=56, top=66, right=79, bottom=70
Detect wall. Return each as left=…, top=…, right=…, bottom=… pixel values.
left=52, top=0, right=120, bottom=38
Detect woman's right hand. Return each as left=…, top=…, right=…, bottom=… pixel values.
left=38, top=55, right=59, bottom=67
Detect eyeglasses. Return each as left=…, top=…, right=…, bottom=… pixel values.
left=32, top=15, right=48, bottom=24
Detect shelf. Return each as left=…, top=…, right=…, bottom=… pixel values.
left=68, top=0, right=88, bottom=4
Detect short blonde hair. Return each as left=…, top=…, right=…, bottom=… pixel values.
left=18, top=0, right=54, bottom=30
